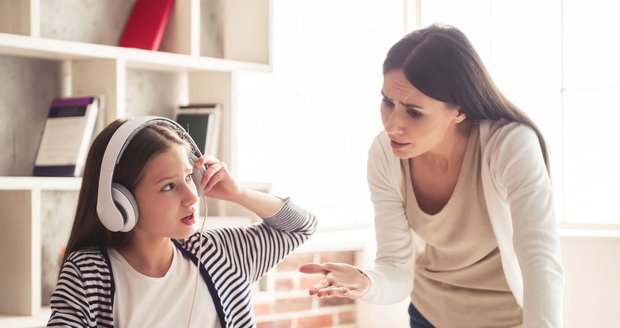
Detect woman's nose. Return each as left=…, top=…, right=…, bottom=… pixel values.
left=384, top=107, right=405, bottom=135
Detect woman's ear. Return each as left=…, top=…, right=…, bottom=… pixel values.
left=455, top=108, right=467, bottom=123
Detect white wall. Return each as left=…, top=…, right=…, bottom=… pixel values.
left=561, top=233, right=620, bottom=327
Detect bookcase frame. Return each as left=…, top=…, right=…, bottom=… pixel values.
left=0, top=0, right=272, bottom=326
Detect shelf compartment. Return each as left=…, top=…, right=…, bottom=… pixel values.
left=0, top=190, right=41, bottom=316
left=0, top=55, right=62, bottom=176
left=39, top=0, right=132, bottom=47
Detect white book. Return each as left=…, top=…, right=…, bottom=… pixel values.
left=175, top=103, right=221, bottom=157
left=33, top=96, right=100, bottom=177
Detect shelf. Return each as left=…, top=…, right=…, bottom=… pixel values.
left=0, top=176, right=81, bottom=191
left=0, top=1, right=272, bottom=324
left=0, top=177, right=269, bottom=193
left=0, top=307, right=50, bottom=328
left=0, top=33, right=271, bottom=73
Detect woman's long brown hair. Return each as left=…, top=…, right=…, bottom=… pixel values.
left=60, top=118, right=188, bottom=266
left=384, top=24, right=550, bottom=172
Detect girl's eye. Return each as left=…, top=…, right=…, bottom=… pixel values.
left=406, top=108, right=422, bottom=118
left=185, top=173, right=193, bottom=183
left=162, top=183, right=174, bottom=192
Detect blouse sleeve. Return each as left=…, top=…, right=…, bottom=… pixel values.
left=360, top=133, right=415, bottom=304
left=491, top=124, right=564, bottom=327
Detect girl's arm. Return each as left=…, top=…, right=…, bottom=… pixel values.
left=193, top=156, right=283, bottom=217
left=197, top=197, right=317, bottom=282
left=191, top=156, right=317, bottom=281
left=228, top=186, right=285, bottom=218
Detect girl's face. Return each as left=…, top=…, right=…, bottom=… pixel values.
left=380, top=69, right=465, bottom=159
left=132, top=143, right=199, bottom=240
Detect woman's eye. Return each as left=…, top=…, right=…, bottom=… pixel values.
left=406, top=108, right=422, bottom=118
left=162, top=183, right=174, bottom=192
left=382, top=98, right=395, bottom=107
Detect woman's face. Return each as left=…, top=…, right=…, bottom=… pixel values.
left=380, top=69, right=464, bottom=159
left=132, top=143, right=199, bottom=240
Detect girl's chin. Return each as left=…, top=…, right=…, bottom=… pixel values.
left=171, top=229, right=197, bottom=240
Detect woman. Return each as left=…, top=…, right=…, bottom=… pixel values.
left=300, top=24, right=563, bottom=327
left=48, top=117, right=317, bottom=327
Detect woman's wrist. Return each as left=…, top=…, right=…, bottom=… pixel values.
left=356, top=268, right=372, bottom=295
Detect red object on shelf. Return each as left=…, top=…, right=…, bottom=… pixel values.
left=119, top=0, right=175, bottom=50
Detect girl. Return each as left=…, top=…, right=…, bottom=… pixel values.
left=48, top=117, right=317, bottom=327
left=300, top=24, right=563, bottom=327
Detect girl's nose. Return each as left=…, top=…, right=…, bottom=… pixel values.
left=183, top=181, right=199, bottom=208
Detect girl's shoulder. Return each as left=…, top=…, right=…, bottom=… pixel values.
left=64, top=247, right=110, bottom=270
left=174, top=232, right=209, bottom=255
left=175, top=228, right=239, bottom=251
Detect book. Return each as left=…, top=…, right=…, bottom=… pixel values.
left=33, top=96, right=100, bottom=177
left=175, top=103, right=221, bottom=157
left=119, top=0, right=175, bottom=51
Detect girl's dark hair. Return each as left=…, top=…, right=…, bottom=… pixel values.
left=384, top=23, right=549, bottom=171
left=61, top=118, right=189, bottom=266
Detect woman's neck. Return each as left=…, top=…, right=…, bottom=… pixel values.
left=419, top=121, right=473, bottom=173
left=117, top=236, right=174, bottom=278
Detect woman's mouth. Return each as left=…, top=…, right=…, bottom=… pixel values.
left=390, top=139, right=410, bottom=150
left=181, top=213, right=195, bottom=226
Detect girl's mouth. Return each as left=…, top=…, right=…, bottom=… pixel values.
left=181, top=213, right=195, bottom=226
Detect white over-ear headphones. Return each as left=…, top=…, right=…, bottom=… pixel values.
left=96, top=116, right=206, bottom=232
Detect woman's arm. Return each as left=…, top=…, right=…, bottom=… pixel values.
left=493, top=124, right=564, bottom=327
left=360, top=132, right=415, bottom=304
left=298, top=133, right=414, bottom=303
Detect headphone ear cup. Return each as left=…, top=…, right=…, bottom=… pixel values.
left=111, top=183, right=139, bottom=232
left=189, top=153, right=206, bottom=196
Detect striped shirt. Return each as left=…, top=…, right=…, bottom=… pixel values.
left=47, top=198, right=317, bottom=327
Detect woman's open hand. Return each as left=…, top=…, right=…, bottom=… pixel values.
left=299, top=262, right=371, bottom=299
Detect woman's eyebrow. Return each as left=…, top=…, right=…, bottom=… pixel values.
left=401, top=101, right=425, bottom=110
left=381, top=91, right=425, bottom=110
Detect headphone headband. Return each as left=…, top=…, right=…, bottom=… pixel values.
left=96, top=116, right=202, bottom=232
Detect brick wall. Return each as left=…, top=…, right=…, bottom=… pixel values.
left=253, top=250, right=358, bottom=328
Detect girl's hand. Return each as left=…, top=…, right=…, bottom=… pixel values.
left=193, top=156, right=242, bottom=201
left=299, top=262, right=371, bottom=299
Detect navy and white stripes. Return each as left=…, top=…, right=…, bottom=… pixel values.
left=48, top=249, right=116, bottom=327
left=48, top=198, right=317, bottom=327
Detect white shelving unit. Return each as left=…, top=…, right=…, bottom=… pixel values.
left=0, top=0, right=271, bottom=326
